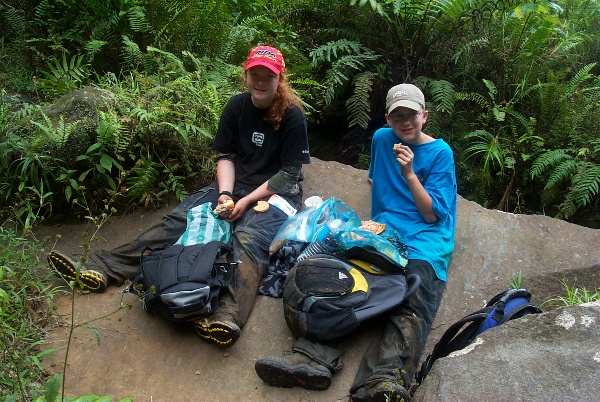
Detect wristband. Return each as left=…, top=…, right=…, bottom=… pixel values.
left=219, top=190, right=233, bottom=198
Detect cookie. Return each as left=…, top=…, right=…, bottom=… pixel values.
left=253, top=200, right=270, bottom=213
left=214, top=199, right=235, bottom=215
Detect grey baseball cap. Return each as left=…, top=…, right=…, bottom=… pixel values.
left=386, top=84, right=425, bottom=113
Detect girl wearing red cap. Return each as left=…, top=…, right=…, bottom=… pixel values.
left=48, top=46, right=310, bottom=348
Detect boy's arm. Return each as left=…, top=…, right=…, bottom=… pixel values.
left=394, top=144, right=438, bottom=223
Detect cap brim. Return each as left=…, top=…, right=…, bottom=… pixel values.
left=245, top=60, right=281, bottom=74
left=387, top=100, right=422, bottom=114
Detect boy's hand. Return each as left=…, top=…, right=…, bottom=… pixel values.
left=393, top=143, right=415, bottom=176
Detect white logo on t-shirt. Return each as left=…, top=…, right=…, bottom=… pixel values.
left=252, top=132, right=264, bottom=146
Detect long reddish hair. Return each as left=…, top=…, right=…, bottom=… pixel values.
left=265, top=71, right=304, bottom=131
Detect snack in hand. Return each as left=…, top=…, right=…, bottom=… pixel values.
left=360, top=220, right=386, bottom=235
left=214, top=199, right=235, bottom=215
left=253, top=200, right=270, bottom=213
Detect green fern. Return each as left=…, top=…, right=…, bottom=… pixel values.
left=128, top=6, right=155, bottom=34
left=310, top=39, right=366, bottom=65
left=415, top=78, right=456, bottom=113
left=3, top=4, right=27, bottom=38
left=125, top=156, right=161, bottom=206
left=451, top=38, right=490, bottom=64
left=530, top=149, right=568, bottom=179
left=346, top=72, right=375, bottom=129
left=545, top=159, right=577, bottom=190
left=572, top=163, right=600, bottom=208
left=455, top=91, right=490, bottom=110
left=121, top=35, right=144, bottom=71
left=36, top=53, right=89, bottom=98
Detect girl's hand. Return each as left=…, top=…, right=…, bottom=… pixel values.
left=224, top=196, right=250, bottom=222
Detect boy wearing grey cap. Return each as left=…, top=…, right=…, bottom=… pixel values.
left=255, top=83, right=457, bottom=401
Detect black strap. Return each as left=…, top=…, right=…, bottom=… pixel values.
left=187, top=241, right=229, bottom=281
left=415, top=308, right=491, bottom=384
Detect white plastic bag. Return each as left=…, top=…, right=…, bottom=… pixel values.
left=175, top=202, right=233, bottom=246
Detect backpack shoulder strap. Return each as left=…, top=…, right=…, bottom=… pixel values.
left=187, top=241, right=234, bottom=285
left=415, top=307, right=492, bottom=385
left=488, top=288, right=532, bottom=322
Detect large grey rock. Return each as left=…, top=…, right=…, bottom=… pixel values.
left=38, top=158, right=600, bottom=401
left=413, top=302, right=600, bottom=401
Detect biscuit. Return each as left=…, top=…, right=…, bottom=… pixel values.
left=360, top=220, right=386, bottom=235
left=214, top=199, right=235, bottom=215
left=253, top=200, right=270, bottom=213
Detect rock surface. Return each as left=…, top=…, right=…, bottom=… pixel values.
left=38, top=158, right=600, bottom=401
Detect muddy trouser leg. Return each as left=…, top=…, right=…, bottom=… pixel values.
left=219, top=193, right=301, bottom=328
left=87, top=184, right=219, bottom=284
left=349, top=260, right=446, bottom=393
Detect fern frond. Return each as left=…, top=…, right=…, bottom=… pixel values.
left=556, top=194, right=577, bottom=220
left=121, top=35, right=143, bottom=71
left=451, top=38, right=490, bottom=64
left=3, top=5, right=27, bottom=37
left=431, top=0, right=478, bottom=23
left=455, top=92, right=490, bottom=110
left=321, top=53, right=380, bottom=106
left=346, top=72, right=375, bottom=129
left=545, top=159, right=578, bottom=190
left=310, top=39, right=366, bottom=65
left=427, top=79, right=455, bottom=113
left=564, top=63, right=596, bottom=97
left=125, top=157, right=161, bottom=203
left=530, top=149, right=569, bottom=179
left=505, top=109, right=533, bottom=137
left=572, top=163, right=600, bottom=208
left=146, top=46, right=185, bottom=72
left=482, top=79, right=498, bottom=101
left=128, top=6, right=155, bottom=34
left=84, top=40, right=108, bottom=60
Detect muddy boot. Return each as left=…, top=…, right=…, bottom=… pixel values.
left=193, top=302, right=241, bottom=348
left=48, top=251, right=108, bottom=293
left=255, top=337, right=342, bottom=391
left=351, top=381, right=410, bottom=402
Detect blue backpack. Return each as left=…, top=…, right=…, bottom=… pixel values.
left=414, top=288, right=542, bottom=386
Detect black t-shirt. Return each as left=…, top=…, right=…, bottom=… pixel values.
left=212, top=92, right=310, bottom=192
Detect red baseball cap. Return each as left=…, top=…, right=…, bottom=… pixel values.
left=245, top=46, right=285, bottom=74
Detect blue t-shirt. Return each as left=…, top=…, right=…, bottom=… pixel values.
left=368, top=127, right=457, bottom=281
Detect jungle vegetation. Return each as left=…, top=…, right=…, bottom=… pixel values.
left=1, top=0, right=599, bottom=229
left=0, top=1, right=599, bottom=400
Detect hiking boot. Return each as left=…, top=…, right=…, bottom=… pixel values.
left=255, top=353, right=332, bottom=391
left=351, top=381, right=410, bottom=402
left=193, top=317, right=241, bottom=348
left=48, top=251, right=108, bottom=293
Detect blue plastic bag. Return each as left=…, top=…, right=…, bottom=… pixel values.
left=269, top=197, right=361, bottom=254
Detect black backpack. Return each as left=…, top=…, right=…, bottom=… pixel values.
left=414, top=288, right=542, bottom=386
left=282, top=246, right=420, bottom=342
left=129, top=241, right=237, bottom=322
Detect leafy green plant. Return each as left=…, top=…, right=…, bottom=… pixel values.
left=530, top=148, right=600, bottom=220
left=0, top=229, right=62, bottom=400
left=36, top=53, right=89, bottom=99
left=509, top=271, right=523, bottom=290
left=310, top=39, right=381, bottom=127
left=543, top=279, right=600, bottom=307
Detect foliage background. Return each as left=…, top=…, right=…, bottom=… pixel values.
left=0, top=1, right=599, bottom=399
left=1, top=0, right=599, bottom=229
